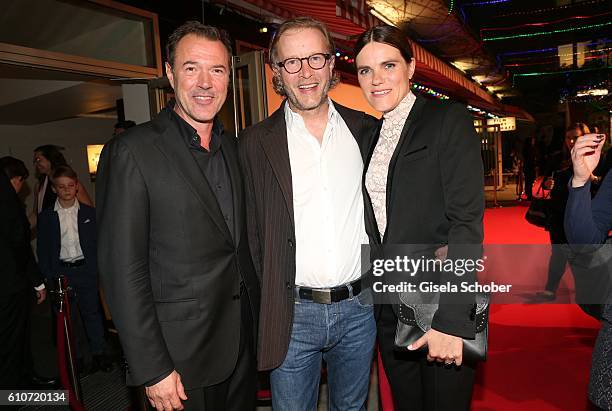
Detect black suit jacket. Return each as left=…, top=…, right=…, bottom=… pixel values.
left=0, top=172, right=43, bottom=298
left=37, top=203, right=97, bottom=282
left=96, top=107, right=260, bottom=389
left=364, top=95, right=484, bottom=339
left=238, top=100, right=379, bottom=370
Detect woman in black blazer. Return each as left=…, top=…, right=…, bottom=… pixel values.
left=354, top=26, right=485, bottom=411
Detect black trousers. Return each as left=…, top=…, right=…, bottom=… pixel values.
left=377, top=305, right=476, bottom=411
left=180, top=287, right=256, bottom=411
left=63, top=266, right=107, bottom=357
left=0, top=291, right=29, bottom=389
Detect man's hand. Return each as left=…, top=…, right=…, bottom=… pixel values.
left=36, top=289, right=46, bottom=304
left=145, top=370, right=188, bottom=410
left=571, top=133, right=606, bottom=187
left=408, top=328, right=463, bottom=366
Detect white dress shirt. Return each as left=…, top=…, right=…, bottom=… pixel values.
left=54, top=198, right=84, bottom=262
left=365, top=91, right=416, bottom=238
left=285, top=100, right=369, bottom=288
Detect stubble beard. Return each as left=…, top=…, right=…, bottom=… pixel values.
left=285, top=79, right=332, bottom=112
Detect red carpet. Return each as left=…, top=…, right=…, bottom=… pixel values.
left=379, top=203, right=601, bottom=411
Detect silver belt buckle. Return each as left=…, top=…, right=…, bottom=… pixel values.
left=311, top=288, right=332, bottom=304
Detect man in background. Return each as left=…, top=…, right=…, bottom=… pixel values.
left=0, top=156, right=46, bottom=389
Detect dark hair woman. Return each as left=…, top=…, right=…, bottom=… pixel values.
left=354, top=25, right=485, bottom=411
left=33, top=145, right=92, bottom=217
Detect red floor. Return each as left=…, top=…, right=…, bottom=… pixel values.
left=380, top=203, right=601, bottom=411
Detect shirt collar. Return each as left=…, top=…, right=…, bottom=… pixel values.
left=54, top=198, right=79, bottom=212
left=166, top=99, right=224, bottom=153
left=383, top=91, right=416, bottom=122
left=284, top=98, right=337, bottom=130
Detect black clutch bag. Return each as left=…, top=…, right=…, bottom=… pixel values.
left=394, top=293, right=490, bottom=362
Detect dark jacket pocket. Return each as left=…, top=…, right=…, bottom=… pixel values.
left=402, top=145, right=429, bottom=162
left=155, top=299, right=200, bottom=322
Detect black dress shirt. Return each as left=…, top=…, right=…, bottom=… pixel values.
left=169, top=106, right=235, bottom=240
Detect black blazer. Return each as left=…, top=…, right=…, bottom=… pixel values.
left=37, top=203, right=97, bottom=282
left=238, top=100, right=379, bottom=370
left=364, top=95, right=484, bottom=339
left=0, top=172, right=43, bottom=298
left=96, top=107, right=260, bottom=389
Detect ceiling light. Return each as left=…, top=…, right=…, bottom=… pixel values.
left=576, top=88, right=608, bottom=97
left=370, top=7, right=397, bottom=27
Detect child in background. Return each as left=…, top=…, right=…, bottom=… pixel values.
left=37, top=165, right=111, bottom=374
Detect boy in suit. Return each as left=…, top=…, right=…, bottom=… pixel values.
left=37, top=165, right=111, bottom=374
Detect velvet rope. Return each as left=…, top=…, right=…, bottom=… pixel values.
left=55, top=279, right=86, bottom=411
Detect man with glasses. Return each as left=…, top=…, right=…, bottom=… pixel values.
left=238, top=17, right=378, bottom=410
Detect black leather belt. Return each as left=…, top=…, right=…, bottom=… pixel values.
left=60, top=259, right=86, bottom=268
left=296, top=278, right=362, bottom=304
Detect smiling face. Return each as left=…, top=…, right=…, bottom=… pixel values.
left=356, top=41, right=415, bottom=114
left=165, top=34, right=230, bottom=130
left=274, top=27, right=334, bottom=113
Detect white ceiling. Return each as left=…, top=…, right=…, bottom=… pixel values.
left=0, top=63, right=121, bottom=125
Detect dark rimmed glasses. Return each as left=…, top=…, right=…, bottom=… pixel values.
left=276, top=53, right=332, bottom=74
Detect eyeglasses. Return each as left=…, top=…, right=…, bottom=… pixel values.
left=276, top=53, right=332, bottom=74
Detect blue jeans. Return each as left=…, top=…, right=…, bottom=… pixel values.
left=270, top=290, right=376, bottom=411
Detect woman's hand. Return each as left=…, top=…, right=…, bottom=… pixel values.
left=571, top=133, right=606, bottom=187
left=408, top=328, right=463, bottom=366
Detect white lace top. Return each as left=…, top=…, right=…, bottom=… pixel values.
left=365, top=91, right=416, bottom=238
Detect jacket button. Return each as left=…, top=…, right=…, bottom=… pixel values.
left=232, top=294, right=240, bottom=300
left=286, top=281, right=292, bottom=289
left=288, top=239, right=294, bottom=247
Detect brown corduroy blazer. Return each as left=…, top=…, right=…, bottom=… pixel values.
left=238, top=100, right=379, bottom=370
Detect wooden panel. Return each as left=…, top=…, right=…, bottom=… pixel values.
left=0, top=42, right=160, bottom=79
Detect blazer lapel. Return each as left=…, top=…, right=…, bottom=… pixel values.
left=221, top=134, right=243, bottom=246
left=384, top=95, right=427, bottom=240
left=153, top=117, right=234, bottom=245
left=259, top=103, right=295, bottom=230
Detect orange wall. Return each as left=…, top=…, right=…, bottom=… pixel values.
left=264, top=65, right=381, bottom=119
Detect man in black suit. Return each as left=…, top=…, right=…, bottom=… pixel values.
left=97, top=21, right=259, bottom=411
left=0, top=156, right=46, bottom=389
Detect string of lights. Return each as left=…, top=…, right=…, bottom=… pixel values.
left=505, top=54, right=608, bottom=67
left=500, top=40, right=611, bottom=57
left=480, top=11, right=612, bottom=37
left=492, top=0, right=606, bottom=19
left=502, top=47, right=612, bottom=63
left=462, top=0, right=511, bottom=7
left=483, top=21, right=612, bottom=42
left=512, top=66, right=611, bottom=86
left=411, top=83, right=449, bottom=100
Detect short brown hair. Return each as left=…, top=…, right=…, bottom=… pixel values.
left=354, top=25, right=414, bottom=65
left=268, top=17, right=339, bottom=96
left=166, top=21, right=233, bottom=68
left=50, top=165, right=78, bottom=183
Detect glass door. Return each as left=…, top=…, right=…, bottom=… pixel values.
left=229, top=50, right=268, bottom=136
